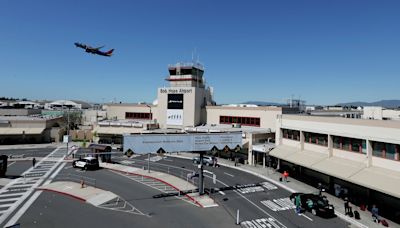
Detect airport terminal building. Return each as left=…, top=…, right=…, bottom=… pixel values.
left=272, top=114, right=400, bottom=222
left=97, top=62, right=400, bottom=221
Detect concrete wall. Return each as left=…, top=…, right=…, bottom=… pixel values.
left=157, top=87, right=205, bottom=128
left=282, top=138, right=301, bottom=147
left=276, top=114, right=400, bottom=171
left=0, top=109, right=41, bottom=116
left=70, top=129, right=93, bottom=141
left=206, top=106, right=283, bottom=131
left=278, top=115, right=400, bottom=145
left=104, top=104, right=156, bottom=122
left=332, top=148, right=367, bottom=163
left=82, top=110, right=107, bottom=126
left=303, top=143, right=329, bottom=154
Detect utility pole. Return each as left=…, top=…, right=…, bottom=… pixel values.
left=147, top=153, right=150, bottom=173
left=146, top=104, right=152, bottom=124
left=198, top=151, right=204, bottom=195
left=66, top=107, right=70, bottom=157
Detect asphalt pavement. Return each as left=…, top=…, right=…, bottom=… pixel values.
left=0, top=146, right=389, bottom=228
left=112, top=154, right=349, bottom=228
left=18, top=167, right=236, bottom=228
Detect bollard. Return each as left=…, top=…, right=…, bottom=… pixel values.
left=236, top=209, right=240, bottom=225
left=81, top=179, right=85, bottom=188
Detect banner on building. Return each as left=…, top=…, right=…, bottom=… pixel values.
left=167, top=94, right=183, bottom=125
left=123, top=132, right=242, bottom=154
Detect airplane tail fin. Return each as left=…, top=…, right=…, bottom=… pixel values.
left=106, top=49, right=114, bottom=55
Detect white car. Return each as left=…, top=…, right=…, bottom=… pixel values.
left=72, top=157, right=99, bottom=170
left=192, top=156, right=214, bottom=166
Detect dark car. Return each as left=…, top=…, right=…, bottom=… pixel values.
left=72, top=157, right=100, bottom=170
left=290, top=193, right=335, bottom=217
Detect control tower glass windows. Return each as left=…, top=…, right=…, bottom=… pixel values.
left=168, top=67, right=204, bottom=77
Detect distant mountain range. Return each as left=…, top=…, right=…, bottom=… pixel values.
left=336, top=100, right=400, bottom=108
left=242, top=100, right=400, bottom=109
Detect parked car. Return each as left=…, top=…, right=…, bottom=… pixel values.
left=290, top=193, right=335, bottom=217
left=192, top=156, right=214, bottom=166
left=72, top=157, right=100, bottom=170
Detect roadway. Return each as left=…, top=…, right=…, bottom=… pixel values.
left=114, top=153, right=350, bottom=228
left=0, top=148, right=351, bottom=227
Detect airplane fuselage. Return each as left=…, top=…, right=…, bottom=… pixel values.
left=74, top=42, right=113, bottom=57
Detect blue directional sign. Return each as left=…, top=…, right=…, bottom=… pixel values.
left=123, top=132, right=242, bottom=154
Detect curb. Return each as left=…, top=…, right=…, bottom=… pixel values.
left=103, top=166, right=204, bottom=208
left=167, top=154, right=370, bottom=228
left=37, top=187, right=86, bottom=202
left=336, top=212, right=368, bottom=228
left=167, top=154, right=296, bottom=193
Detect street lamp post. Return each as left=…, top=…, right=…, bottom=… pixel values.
left=146, top=105, right=152, bottom=124
left=64, top=104, right=70, bottom=157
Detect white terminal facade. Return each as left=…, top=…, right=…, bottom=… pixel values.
left=98, top=62, right=400, bottom=222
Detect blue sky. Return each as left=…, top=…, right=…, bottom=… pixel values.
left=1, top=0, right=399, bottom=105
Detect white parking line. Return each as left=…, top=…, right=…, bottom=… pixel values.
left=7, top=162, right=15, bottom=167
left=223, top=172, right=234, bottom=177
left=300, top=213, right=313, bottom=221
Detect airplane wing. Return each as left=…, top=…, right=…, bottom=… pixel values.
left=94, top=45, right=105, bottom=50
left=74, top=42, right=87, bottom=49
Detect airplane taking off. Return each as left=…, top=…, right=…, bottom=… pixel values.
left=74, top=42, right=114, bottom=57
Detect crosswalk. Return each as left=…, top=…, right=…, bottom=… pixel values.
left=237, top=186, right=264, bottom=194
left=260, top=182, right=278, bottom=190
left=146, top=156, right=163, bottom=162
left=241, top=217, right=285, bottom=228
left=235, top=182, right=278, bottom=194
left=0, top=147, right=66, bottom=225
left=261, top=197, right=295, bottom=212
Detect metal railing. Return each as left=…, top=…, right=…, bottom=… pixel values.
left=114, top=157, right=198, bottom=187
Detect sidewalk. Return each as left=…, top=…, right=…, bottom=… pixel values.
left=0, top=143, right=61, bottom=150
left=38, top=181, right=117, bottom=206
left=168, top=152, right=399, bottom=228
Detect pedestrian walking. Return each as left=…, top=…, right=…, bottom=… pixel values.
left=283, top=170, right=289, bottom=182
left=32, top=157, right=36, bottom=167
left=295, top=194, right=301, bottom=214
left=213, top=157, right=219, bottom=167
left=344, top=197, right=350, bottom=215
left=371, top=204, right=379, bottom=223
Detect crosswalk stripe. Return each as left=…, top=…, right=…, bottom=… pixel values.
left=0, top=193, right=23, bottom=198
left=0, top=199, right=17, bottom=203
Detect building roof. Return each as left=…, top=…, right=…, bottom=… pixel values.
left=185, top=124, right=272, bottom=134
left=47, top=100, right=92, bottom=109
left=0, top=116, right=57, bottom=121
left=281, top=114, right=400, bottom=129
left=206, top=105, right=282, bottom=111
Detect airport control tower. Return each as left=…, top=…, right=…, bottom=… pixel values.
left=157, top=62, right=214, bottom=129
